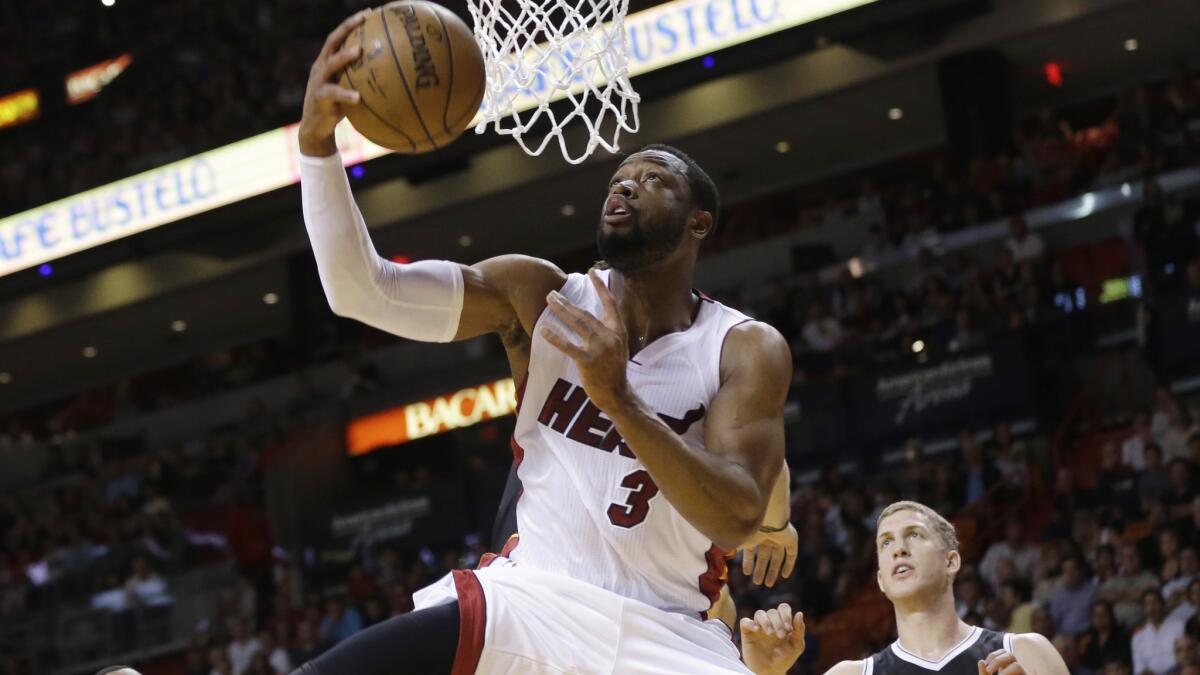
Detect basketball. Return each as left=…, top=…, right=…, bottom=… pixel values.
left=339, top=1, right=485, bottom=153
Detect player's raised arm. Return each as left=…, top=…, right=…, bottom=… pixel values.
left=296, top=13, right=564, bottom=345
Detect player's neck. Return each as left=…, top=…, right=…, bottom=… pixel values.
left=608, top=262, right=698, bottom=350
left=892, top=589, right=972, bottom=661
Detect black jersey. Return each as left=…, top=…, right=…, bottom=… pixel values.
left=865, top=627, right=1011, bottom=675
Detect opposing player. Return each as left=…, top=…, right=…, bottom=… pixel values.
left=295, top=12, right=791, bottom=674
left=741, top=501, right=1070, bottom=675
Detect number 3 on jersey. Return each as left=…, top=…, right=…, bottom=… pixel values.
left=607, top=469, right=660, bottom=528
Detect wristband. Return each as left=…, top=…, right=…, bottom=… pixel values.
left=758, top=521, right=790, bottom=533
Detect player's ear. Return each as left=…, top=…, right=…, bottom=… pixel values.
left=689, top=209, right=713, bottom=240
left=947, top=549, right=961, bottom=575
left=876, top=568, right=885, bottom=593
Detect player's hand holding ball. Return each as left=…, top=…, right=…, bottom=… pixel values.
left=740, top=603, right=806, bottom=675
left=299, top=11, right=367, bottom=157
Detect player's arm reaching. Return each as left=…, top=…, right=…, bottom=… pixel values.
left=297, top=11, right=562, bottom=357
left=542, top=271, right=791, bottom=550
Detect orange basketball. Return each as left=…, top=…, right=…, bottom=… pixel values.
left=339, top=1, right=485, bottom=153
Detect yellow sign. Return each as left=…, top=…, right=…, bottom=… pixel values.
left=346, top=377, right=518, bottom=455
left=0, top=89, right=38, bottom=130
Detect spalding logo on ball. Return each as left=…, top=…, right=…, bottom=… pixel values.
left=339, top=1, right=485, bottom=153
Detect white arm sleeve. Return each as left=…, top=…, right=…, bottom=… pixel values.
left=299, top=152, right=464, bottom=343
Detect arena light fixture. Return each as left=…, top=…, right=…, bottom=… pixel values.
left=171, top=320, right=187, bottom=333
left=888, top=107, right=904, bottom=121
left=1124, top=38, right=1138, bottom=52
left=262, top=292, right=280, bottom=305
left=0, top=372, right=11, bottom=385
left=911, top=340, right=925, bottom=354
left=775, top=141, right=791, bottom=154
left=458, top=235, right=474, bottom=248
left=100, top=0, right=115, bottom=6
left=560, top=204, right=576, bottom=217
left=82, top=346, right=98, bottom=358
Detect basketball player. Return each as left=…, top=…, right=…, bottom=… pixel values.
left=737, top=501, right=1070, bottom=675
left=294, top=12, right=791, bottom=675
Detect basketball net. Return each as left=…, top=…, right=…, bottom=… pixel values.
left=465, top=0, right=640, bottom=165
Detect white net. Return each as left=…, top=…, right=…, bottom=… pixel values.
left=465, top=0, right=640, bottom=164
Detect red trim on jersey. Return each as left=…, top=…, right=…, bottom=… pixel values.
left=510, top=434, right=526, bottom=468
left=451, top=570, right=486, bottom=675
left=695, top=288, right=716, bottom=303
left=698, top=545, right=732, bottom=620
left=514, top=377, right=528, bottom=413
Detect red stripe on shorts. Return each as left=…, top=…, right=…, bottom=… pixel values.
left=451, top=570, right=486, bottom=675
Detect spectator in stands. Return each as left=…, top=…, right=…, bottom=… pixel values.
left=1140, top=444, right=1172, bottom=508
left=1003, top=579, right=1035, bottom=633
left=1132, top=589, right=1185, bottom=675
left=1165, top=547, right=1199, bottom=603
left=1080, top=600, right=1132, bottom=673
left=208, top=646, right=234, bottom=675
left=1171, top=579, right=1200, bottom=625
left=1006, top=214, right=1047, bottom=263
left=317, top=596, right=362, bottom=647
left=959, top=429, right=1001, bottom=505
left=289, top=619, right=323, bottom=666
left=982, top=518, right=1041, bottom=589
left=1176, top=634, right=1200, bottom=672
left=1124, top=413, right=1155, bottom=471
left=1098, top=442, right=1140, bottom=518
left=1100, top=544, right=1159, bottom=628
left=125, top=555, right=173, bottom=610
left=1095, top=545, right=1120, bottom=585
left=801, top=302, right=843, bottom=354
left=1050, top=556, right=1099, bottom=636
left=226, top=619, right=262, bottom=675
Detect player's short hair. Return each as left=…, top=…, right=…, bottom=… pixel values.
left=876, top=500, right=959, bottom=551
left=637, top=144, right=720, bottom=233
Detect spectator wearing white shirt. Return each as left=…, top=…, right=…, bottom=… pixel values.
left=258, top=630, right=291, bottom=675
left=226, top=620, right=263, bottom=675
left=801, top=303, right=842, bottom=353
left=1132, top=589, right=1185, bottom=675
left=980, top=519, right=1041, bottom=589
left=1123, top=413, right=1154, bottom=471
left=1006, top=214, right=1047, bottom=263
left=1164, top=548, right=1200, bottom=605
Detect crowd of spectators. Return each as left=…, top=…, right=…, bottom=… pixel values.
left=2, top=6, right=1200, bottom=671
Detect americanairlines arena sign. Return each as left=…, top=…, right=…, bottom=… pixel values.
left=0, top=0, right=876, bottom=278
left=345, top=377, right=518, bottom=456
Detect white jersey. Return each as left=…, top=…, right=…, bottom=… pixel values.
left=507, top=268, right=752, bottom=618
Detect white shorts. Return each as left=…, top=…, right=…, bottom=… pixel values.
left=412, top=558, right=749, bottom=675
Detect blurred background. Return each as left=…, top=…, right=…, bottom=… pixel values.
left=1, top=0, right=1199, bottom=673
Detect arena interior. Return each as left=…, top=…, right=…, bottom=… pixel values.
left=2, top=0, right=1200, bottom=673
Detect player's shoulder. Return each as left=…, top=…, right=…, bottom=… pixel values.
left=473, top=254, right=567, bottom=286
left=1009, top=632, right=1069, bottom=674
left=720, top=320, right=791, bottom=376
left=826, top=659, right=866, bottom=675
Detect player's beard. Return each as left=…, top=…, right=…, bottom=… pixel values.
left=596, top=213, right=686, bottom=274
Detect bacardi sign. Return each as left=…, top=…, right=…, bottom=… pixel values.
left=346, top=377, right=517, bottom=456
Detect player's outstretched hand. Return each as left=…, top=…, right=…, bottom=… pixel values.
left=541, top=269, right=633, bottom=413
left=978, top=649, right=1026, bottom=675
left=741, top=522, right=797, bottom=587
left=298, top=10, right=367, bottom=156
left=740, top=603, right=806, bottom=675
